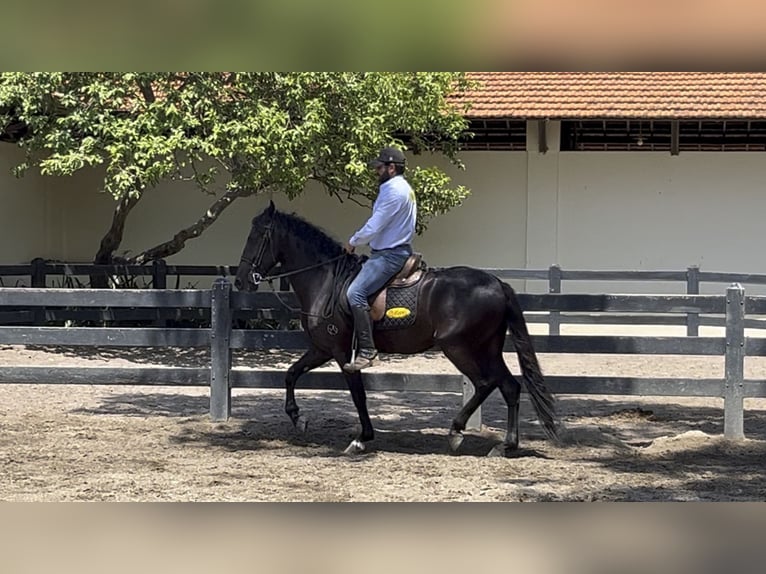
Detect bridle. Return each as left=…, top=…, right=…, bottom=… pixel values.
left=240, top=220, right=347, bottom=319
left=240, top=221, right=275, bottom=287
left=240, top=221, right=345, bottom=286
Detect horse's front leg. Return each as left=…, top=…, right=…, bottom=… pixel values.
left=335, top=353, right=375, bottom=455
left=285, top=345, right=332, bottom=432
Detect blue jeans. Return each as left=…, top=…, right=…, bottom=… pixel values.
left=347, top=246, right=412, bottom=308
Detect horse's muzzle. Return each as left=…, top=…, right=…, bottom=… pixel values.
left=234, top=275, right=261, bottom=292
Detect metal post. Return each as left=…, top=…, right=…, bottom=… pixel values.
left=462, top=376, right=481, bottom=431
left=686, top=265, right=700, bottom=337
left=210, top=278, right=233, bottom=421
left=548, top=264, right=562, bottom=336
left=724, top=283, right=745, bottom=440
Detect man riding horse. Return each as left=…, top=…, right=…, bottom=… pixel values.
left=234, top=148, right=558, bottom=455
left=342, top=146, right=417, bottom=372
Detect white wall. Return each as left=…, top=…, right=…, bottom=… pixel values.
left=0, top=147, right=529, bottom=268
left=556, top=152, right=766, bottom=294
left=114, top=151, right=529, bottom=273
left=408, top=152, right=527, bottom=269
left=0, top=147, right=54, bottom=262
left=3, top=136, right=766, bottom=295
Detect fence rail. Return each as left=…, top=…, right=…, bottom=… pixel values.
left=1, top=280, right=765, bottom=439
left=8, top=260, right=766, bottom=335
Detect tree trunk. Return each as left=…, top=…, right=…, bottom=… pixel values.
left=128, top=187, right=256, bottom=265
left=91, top=192, right=141, bottom=287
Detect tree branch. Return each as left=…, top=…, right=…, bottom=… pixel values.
left=310, top=174, right=371, bottom=209
left=343, top=193, right=372, bottom=209
left=94, top=192, right=142, bottom=264
left=136, top=78, right=156, bottom=104
left=91, top=191, right=143, bottom=287
left=128, top=186, right=261, bottom=264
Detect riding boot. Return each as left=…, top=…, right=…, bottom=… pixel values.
left=343, top=306, right=378, bottom=372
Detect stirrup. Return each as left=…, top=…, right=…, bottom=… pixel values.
left=343, top=350, right=378, bottom=372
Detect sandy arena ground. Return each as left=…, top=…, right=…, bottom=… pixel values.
left=1, top=338, right=765, bottom=502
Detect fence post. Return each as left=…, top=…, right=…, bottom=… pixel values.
left=548, top=264, right=562, bottom=336
left=152, top=260, right=168, bottom=327
left=724, top=283, right=745, bottom=440
left=31, top=258, right=46, bottom=288
left=152, top=259, right=168, bottom=289
left=686, top=265, right=700, bottom=336
left=210, top=278, right=233, bottom=421
left=277, top=277, right=291, bottom=330
left=462, top=376, right=481, bottom=430
left=30, top=258, right=47, bottom=324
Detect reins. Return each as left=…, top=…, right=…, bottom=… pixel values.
left=253, top=254, right=346, bottom=284
left=246, top=253, right=349, bottom=320
left=263, top=253, right=346, bottom=319
left=243, top=214, right=353, bottom=320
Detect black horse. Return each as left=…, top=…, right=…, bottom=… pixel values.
left=235, top=202, right=558, bottom=456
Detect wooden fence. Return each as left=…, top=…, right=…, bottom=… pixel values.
left=1, top=278, right=766, bottom=440
left=6, top=259, right=766, bottom=334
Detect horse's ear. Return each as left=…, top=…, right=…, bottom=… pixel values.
left=268, top=200, right=275, bottom=215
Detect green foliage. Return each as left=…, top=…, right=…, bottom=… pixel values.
left=0, top=72, right=472, bottom=241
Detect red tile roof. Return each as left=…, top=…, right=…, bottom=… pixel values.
left=456, top=73, right=766, bottom=119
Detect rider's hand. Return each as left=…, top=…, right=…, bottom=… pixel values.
left=344, top=242, right=355, bottom=254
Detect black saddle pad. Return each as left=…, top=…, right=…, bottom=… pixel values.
left=374, top=282, right=420, bottom=330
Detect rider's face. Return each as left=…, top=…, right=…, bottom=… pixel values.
left=376, top=163, right=393, bottom=184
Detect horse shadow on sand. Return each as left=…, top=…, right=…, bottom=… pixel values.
left=72, top=387, right=557, bottom=458
left=71, top=386, right=766, bottom=468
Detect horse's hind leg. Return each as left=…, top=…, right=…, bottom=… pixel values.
left=489, top=369, right=522, bottom=457
left=440, top=345, right=497, bottom=452
left=442, top=343, right=526, bottom=456
left=449, top=380, right=497, bottom=452
left=285, top=345, right=332, bottom=432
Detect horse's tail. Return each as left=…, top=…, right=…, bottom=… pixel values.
left=502, top=281, right=559, bottom=441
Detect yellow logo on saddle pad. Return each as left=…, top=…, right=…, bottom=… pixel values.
left=385, top=307, right=411, bottom=319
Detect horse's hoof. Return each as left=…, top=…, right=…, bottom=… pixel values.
left=488, top=444, right=517, bottom=458
left=294, top=415, right=309, bottom=434
left=448, top=430, right=464, bottom=452
left=343, top=439, right=366, bottom=455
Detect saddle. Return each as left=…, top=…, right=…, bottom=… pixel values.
left=369, top=253, right=425, bottom=322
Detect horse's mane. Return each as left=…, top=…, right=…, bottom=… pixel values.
left=273, top=210, right=345, bottom=259
left=271, top=210, right=362, bottom=299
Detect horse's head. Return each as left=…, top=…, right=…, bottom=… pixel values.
left=235, top=200, right=281, bottom=291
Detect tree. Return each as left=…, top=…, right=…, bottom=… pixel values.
left=0, top=73, right=472, bottom=265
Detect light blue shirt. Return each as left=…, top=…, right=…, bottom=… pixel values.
left=349, top=175, right=417, bottom=251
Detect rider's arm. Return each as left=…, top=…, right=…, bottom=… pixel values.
left=348, top=191, right=400, bottom=247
